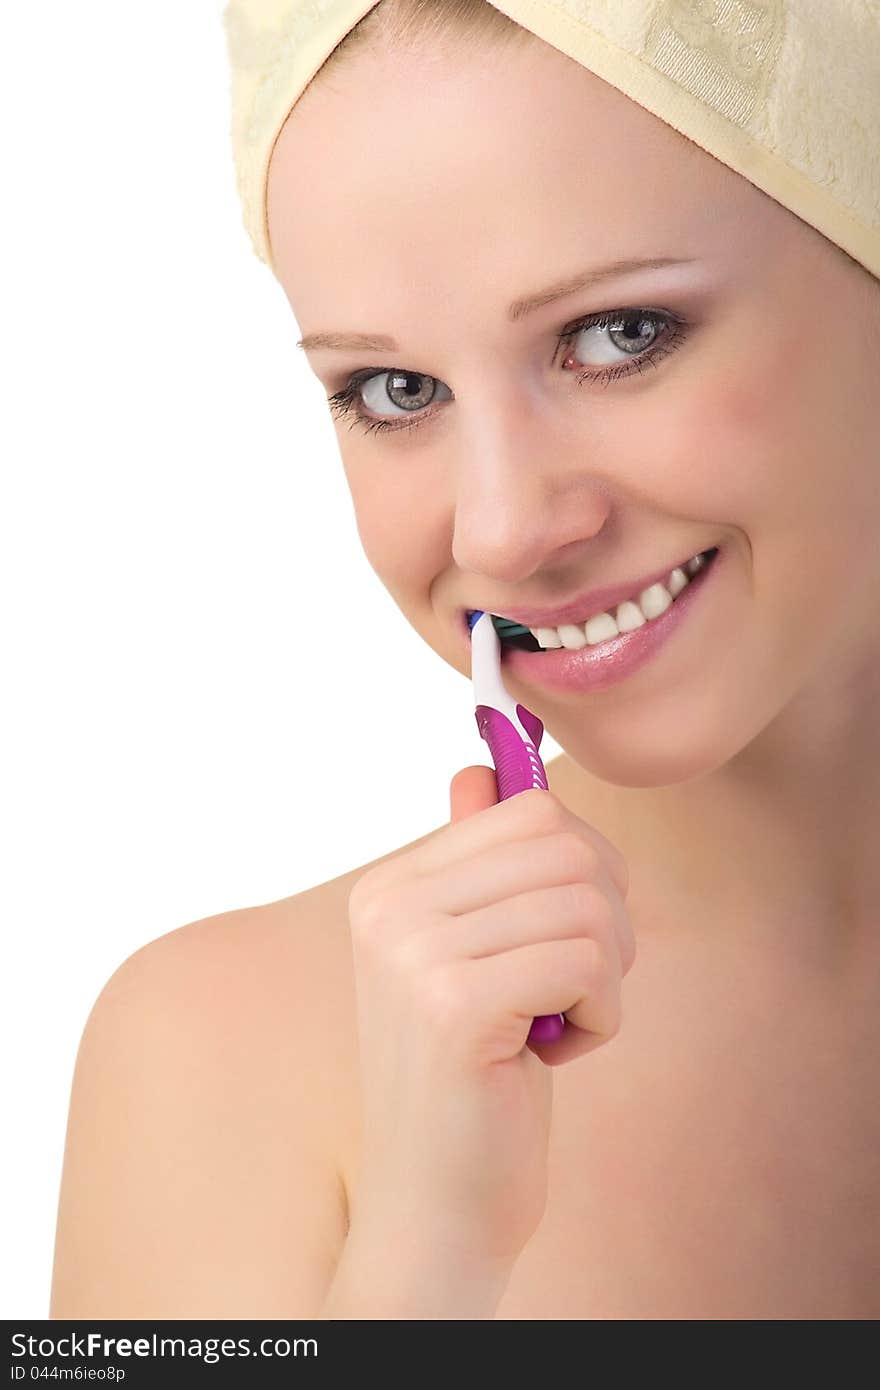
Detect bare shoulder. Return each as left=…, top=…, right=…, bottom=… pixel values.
left=50, top=825, right=441, bottom=1319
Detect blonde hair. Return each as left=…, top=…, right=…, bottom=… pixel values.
left=307, top=0, right=534, bottom=93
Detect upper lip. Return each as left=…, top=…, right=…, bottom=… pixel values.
left=467, top=546, right=715, bottom=631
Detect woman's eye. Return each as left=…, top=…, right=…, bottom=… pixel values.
left=361, top=371, right=454, bottom=418
left=327, top=307, right=687, bottom=436
left=567, top=311, right=664, bottom=368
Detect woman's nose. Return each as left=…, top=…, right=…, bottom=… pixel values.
left=450, top=403, right=613, bottom=583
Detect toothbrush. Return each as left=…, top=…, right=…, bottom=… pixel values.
left=467, top=610, right=566, bottom=1045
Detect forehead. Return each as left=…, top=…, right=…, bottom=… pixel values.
left=268, top=32, right=780, bottom=319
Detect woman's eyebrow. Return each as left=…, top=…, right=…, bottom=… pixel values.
left=296, top=255, right=698, bottom=353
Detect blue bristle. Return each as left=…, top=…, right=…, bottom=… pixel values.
left=468, top=609, right=535, bottom=641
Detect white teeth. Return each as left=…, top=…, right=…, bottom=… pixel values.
left=523, top=550, right=713, bottom=650
left=557, top=623, right=588, bottom=650
left=614, top=600, right=646, bottom=633
left=584, top=612, right=620, bottom=645
left=667, top=566, right=689, bottom=597
left=638, top=582, right=673, bottom=621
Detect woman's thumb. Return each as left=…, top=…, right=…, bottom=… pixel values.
left=449, top=764, right=499, bottom=822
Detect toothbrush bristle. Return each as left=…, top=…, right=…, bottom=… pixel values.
left=468, top=609, right=540, bottom=650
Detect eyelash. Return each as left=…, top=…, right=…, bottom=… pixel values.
left=326, top=307, right=690, bottom=437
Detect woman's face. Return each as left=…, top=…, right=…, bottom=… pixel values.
left=268, top=31, right=880, bottom=788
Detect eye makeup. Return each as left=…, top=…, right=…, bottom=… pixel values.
left=326, top=306, right=691, bottom=437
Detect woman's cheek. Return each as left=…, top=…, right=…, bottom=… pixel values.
left=672, top=322, right=817, bottom=526
left=623, top=367, right=777, bottom=528
left=348, top=469, right=443, bottom=594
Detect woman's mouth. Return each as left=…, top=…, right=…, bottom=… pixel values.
left=486, top=547, right=719, bottom=653
left=466, top=546, right=722, bottom=694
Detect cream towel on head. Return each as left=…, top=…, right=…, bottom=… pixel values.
left=222, top=0, right=880, bottom=283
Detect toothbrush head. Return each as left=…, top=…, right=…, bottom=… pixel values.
left=469, top=610, right=535, bottom=644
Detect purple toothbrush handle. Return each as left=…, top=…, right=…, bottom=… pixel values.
left=474, top=703, right=565, bottom=1044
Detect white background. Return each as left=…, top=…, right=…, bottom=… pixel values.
left=0, top=1, right=562, bottom=1317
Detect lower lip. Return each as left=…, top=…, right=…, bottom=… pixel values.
left=499, top=547, right=723, bottom=694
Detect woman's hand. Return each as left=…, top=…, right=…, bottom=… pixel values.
left=338, top=769, right=634, bottom=1311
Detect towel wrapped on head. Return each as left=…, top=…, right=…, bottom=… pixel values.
left=222, top=0, right=880, bottom=285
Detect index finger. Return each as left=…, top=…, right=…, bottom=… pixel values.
left=390, top=787, right=630, bottom=901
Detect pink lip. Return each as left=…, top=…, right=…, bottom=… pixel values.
left=465, top=547, right=716, bottom=632
left=494, top=544, right=723, bottom=694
